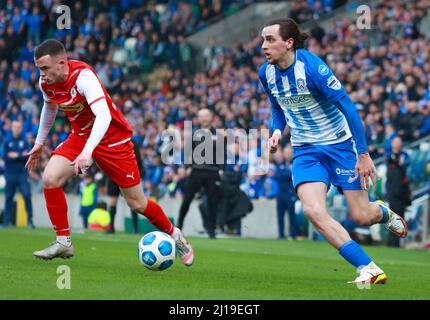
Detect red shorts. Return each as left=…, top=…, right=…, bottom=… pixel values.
left=52, top=134, right=141, bottom=188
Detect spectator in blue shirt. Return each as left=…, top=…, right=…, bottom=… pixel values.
left=273, top=145, right=298, bottom=240
left=1, top=120, right=34, bottom=228
left=11, top=7, right=25, bottom=34
left=26, top=7, right=42, bottom=45
left=20, top=61, right=32, bottom=82
left=384, top=124, right=398, bottom=155
left=18, top=41, right=35, bottom=63
left=415, top=103, right=430, bottom=138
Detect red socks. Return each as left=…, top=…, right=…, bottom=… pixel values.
left=44, top=188, right=172, bottom=236
left=142, top=199, right=174, bottom=235
left=43, top=187, right=70, bottom=236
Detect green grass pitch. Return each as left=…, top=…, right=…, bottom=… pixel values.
left=1, top=228, right=429, bottom=300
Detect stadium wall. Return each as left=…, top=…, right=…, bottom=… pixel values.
left=0, top=193, right=284, bottom=239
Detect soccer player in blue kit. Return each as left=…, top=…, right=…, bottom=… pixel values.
left=259, top=18, right=408, bottom=284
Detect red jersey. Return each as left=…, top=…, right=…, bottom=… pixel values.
left=40, top=60, right=132, bottom=146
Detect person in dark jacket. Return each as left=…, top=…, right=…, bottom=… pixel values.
left=273, top=145, right=298, bottom=239
left=386, top=137, right=411, bottom=247
left=1, top=121, right=34, bottom=228
left=397, top=101, right=424, bottom=143
left=177, top=108, right=223, bottom=238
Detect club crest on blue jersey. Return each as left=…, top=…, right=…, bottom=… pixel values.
left=318, top=64, right=329, bottom=76
left=296, top=78, right=306, bottom=92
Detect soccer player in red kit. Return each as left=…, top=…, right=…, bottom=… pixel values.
left=26, top=39, right=194, bottom=266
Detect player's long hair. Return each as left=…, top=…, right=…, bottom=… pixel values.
left=267, top=18, right=309, bottom=49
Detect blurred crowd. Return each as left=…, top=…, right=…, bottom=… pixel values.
left=307, top=0, right=430, bottom=159
left=290, top=0, right=345, bottom=23
left=1, top=0, right=430, bottom=202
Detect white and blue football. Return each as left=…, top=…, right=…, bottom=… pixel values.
left=138, top=231, right=176, bottom=271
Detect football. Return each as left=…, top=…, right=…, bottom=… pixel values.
left=138, top=231, right=176, bottom=271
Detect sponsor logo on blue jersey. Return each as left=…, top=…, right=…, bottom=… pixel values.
left=277, top=95, right=313, bottom=108
left=327, top=75, right=341, bottom=90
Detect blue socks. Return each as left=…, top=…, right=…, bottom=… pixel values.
left=377, top=203, right=390, bottom=223
left=339, top=240, right=372, bottom=269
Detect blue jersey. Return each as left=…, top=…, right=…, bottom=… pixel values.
left=259, top=49, right=352, bottom=147
left=3, top=135, right=30, bottom=175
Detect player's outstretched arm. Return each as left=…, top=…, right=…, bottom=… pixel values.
left=356, top=153, right=378, bottom=190
left=25, top=143, right=44, bottom=171
left=336, top=95, right=378, bottom=190
left=268, top=131, right=282, bottom=154
left=268, top=101, right=286, bottom=153
left=26, top=102, right=58, bottom=171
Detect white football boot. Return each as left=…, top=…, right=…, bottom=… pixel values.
left=33, top=241, right=74, bottom=260
left=376, top=200, right=408, bottom=238
left=172, top=227, right=194, bottom=267
left=348, top=262, right=387, bottom=285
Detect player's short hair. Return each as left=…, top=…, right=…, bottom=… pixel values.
left=266, top=18, right=309, bottom=49
left=34, top=39, right=67, bottom=59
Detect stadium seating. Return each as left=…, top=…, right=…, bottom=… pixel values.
left=0, top=0, right=430, bottom=210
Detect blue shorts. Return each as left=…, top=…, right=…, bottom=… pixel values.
left=292, top=139, right=362, bottom=193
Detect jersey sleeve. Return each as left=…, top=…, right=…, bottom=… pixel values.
left=76, top=69, right=106, bottom=106
left=35, top=102, right=58, bottom=145
left=258, top=63, right=287, bottom=135
left=335, top=95, right=368, bottom=154
left=77, top=69, right=112, bottom=155
left=36, top=78, right=58, bottom=144
left=307, top=54, right=347, bottom=103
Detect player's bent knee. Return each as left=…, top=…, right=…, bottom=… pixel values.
left=303, top=204, right=327, bottom=223
left=42, top=172, right=65, bottom=188
left=126, top=198, right=147, bottom=213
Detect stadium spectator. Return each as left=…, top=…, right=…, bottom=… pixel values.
left=386, top=136, right=411, bottom=247
left=1, top=120, right=34, bottom=228
left=398, top=101, right=424, bottom=143
left=176, top=108, right=223, bottom=239
left=26, top=7, right=42, bottom=45
left=78, top=173, right=98, bottom=229
left=415, top=102, right=430, bottom=138
left=272, top=145, right=298, bottom=240
left=87, top=202, right=111, bottom=231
